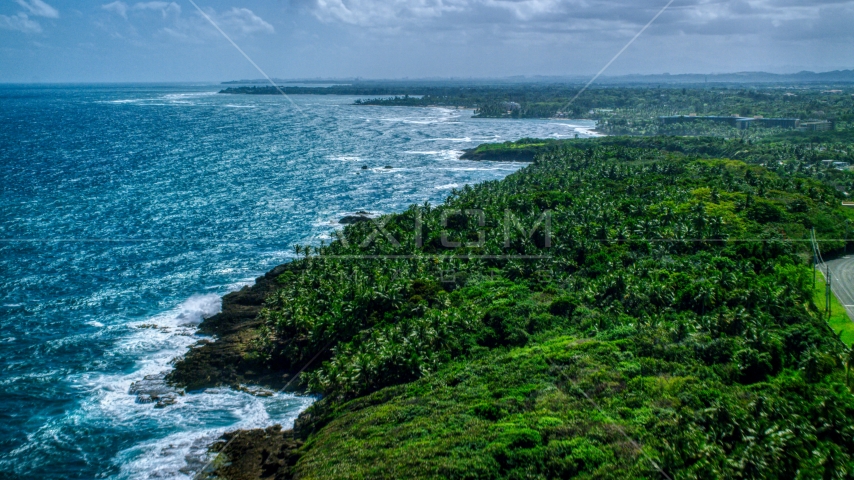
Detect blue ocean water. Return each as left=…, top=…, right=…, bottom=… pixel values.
left=0, top=84, right=598, bottom=479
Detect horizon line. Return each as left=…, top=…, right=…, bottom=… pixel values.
left=4, top=67, right=854, bottom=86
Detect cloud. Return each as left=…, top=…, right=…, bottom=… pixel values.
left=0, top=12, right=41, bottom=33
left=0, top=0, right=57, bottom=34
left=309, top=0, right=466, bottom=26
left=303, top=0, right=854, bottom=42
left=15, top=0, right=58, bottom=19
left=102, top=1, right=128, bottom=19
left=306, top=0, right=580, bottom=26
left=132, top=1, right=182, bottom=17
left=99, top=3, right=274, bottom=40
left=481, top=0, right=564, bottom=20
left=101, top=1, right=182, bottom=20
left=216, top=7, right=275, bottom=34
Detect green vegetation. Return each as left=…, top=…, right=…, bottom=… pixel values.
left=461, top=139, right=563, bottom=162
left=465, top=134, right=854, bottom=196
left=813, top=272, right=854, bottom=347
left=223, top=83, right=854, bottom=140
left=224, top=83, right=854, bottom=144
left=588, top=88, right=853, bottom=138
left=226, top=137, right=854, bottom=478
left=471, top=139, right=554, bottom=153
left=349, top=85, right=854, bottom=138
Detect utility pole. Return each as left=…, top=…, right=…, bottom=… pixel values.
left=827, top=267, right=832, bottom=318
left=810, top=227, right=818, bottom=290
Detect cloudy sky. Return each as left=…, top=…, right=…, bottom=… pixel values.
left=0, top=0, right=852, bottom=82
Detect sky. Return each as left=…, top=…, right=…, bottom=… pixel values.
left=0, top=0, right=853, bottom=82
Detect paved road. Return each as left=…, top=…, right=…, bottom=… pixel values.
left=821, top=255, right=854, bottom=321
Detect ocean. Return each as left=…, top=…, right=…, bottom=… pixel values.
left=0, top=84, right=598, bottom=478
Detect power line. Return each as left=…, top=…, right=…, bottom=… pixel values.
left=558, top=0, right=676, bottom=114
left=186, top=0, right=303, bottom=113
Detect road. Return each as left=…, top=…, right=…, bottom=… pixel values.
left=821, top=255, right=854, bottom=321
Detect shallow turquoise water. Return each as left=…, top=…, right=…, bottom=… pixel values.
left=0, top=84, right=597, bottom=478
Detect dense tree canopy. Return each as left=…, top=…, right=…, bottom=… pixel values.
left=223, top=137, right=854, bottom=479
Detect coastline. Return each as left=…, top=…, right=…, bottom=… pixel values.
left=171, top=133, right=854, bottom=479
left=171, top=133, right=602, bottom=478
left=167, top=263, right=318, bottom=479
left=167, top=263, right=301, bottom=392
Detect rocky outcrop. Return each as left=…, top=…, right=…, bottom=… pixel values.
left=459, top=147, right=538, bottom=162
left=198, top=425, right=304, bottom=480
left=166, top=263, right=295, bottom=391
left=130, top=372, right=183, bottom=408
left=338, top=214, right=371, bottom=224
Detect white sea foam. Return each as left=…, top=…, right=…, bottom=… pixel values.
left=162, top=92, right=218, bottom=100
left=376, top=117, right=446, bottom=125
left=113, top=389, right=313, bottom=479
left=404, top=120, right=443, bottom=125
left=574, top=126, right=604, bottom=137
left=404, top=149, right=463, bottom=160
left=421, top=136, right=478, bottom=142
left=165, top=294, right=222, bottom=326
left=434, top=166, right=522, bottom=172
left=545, top=122, right=604, bottom=137
left=59, top=292, right=317, bottom=479
left=434, top=183, right=460, bottom=190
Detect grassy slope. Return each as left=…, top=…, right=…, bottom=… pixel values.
left=296, top=333, right=852, bottom=479
left=224, top=139, right=854, bottom=479
left=813, top=271, right=854, bottom=347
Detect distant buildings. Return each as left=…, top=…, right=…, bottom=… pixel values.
left=659, top=115, right=837, bottom=131
left=501, top=102, right=521, bottom=114
left=658, top=115, right=802, bottom=130
left=798, top=121, right=833, bottom=132
left=820, top=160, right=850, bottom=170
left=754, top=118, right=803, bottom=129
left=660, top=115, right=742, bottom=126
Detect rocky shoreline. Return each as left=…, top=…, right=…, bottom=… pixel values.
left=194, top=400, right=335, bottom=480
left=167, top=263, right=298, bottom=391
left=197, top=425, right=304, bottom=480
left=459, top=147, right=538, bottom=162
left=166, top=261, right=321, bottom=479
